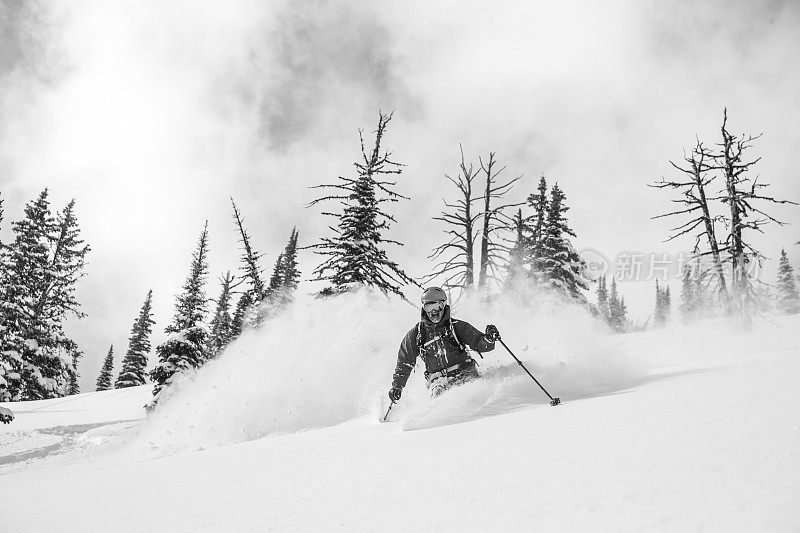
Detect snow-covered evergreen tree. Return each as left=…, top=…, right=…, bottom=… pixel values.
left=150, top=223, right=210, bottom=405
left=308, top=112, right=415, bottom=297
left=96, top=345, right=114, bottom=391
left=618, top=296, right=628, bottom=331
left=280, top=228, right=301, bottom=299
left=0, top=190, right=89, bottom=400
left=231, top=199, right=266, bottom=300
left=115, top=290, right=155, bottom=388
left=230, top=292, right=251, bottom=338
left=266, top=253, right=284, bottom=297
left=596, top=276, right=610, bottom=324
left=525, top=176, right=549, bottom=284
left=0, top=193, right=10, bottom=401
left=654, top=280, right=672, bottom=327
left=67, top=351, right=81, bottom=395
left=264, top=228, right=301, bottom=309
left=505, top=209, right=527, bottom=286
left=665, top=285, right=672, bottom=318
left=231, top=199, right=269, bottom=329
left=776, top=249, right=800, bottom=315
left=207, top=273, right=236, bottom=358
left=536, top=184, right=589, bottom=301
left=608, top=278, right=627, bottom=332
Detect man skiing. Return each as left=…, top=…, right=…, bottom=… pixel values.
left=388, top=286, right=500, bottom=400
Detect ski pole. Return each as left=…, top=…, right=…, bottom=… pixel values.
left=382, top=401, right=395, bottom=422
left=498, top=338, right=561, bottom=406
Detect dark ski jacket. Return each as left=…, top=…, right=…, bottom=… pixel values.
left=391, top=306, right=495, bottom=389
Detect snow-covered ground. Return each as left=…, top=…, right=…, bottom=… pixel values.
left=2, top=292, right=799, bottom=532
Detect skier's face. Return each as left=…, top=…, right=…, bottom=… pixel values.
left=423, top=300, right=446, bottom=323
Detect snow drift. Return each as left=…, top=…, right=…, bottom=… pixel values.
left=133, top=288, right=642, bottom=454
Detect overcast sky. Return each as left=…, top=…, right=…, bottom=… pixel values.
left=2, top=0, right=799, bottom=389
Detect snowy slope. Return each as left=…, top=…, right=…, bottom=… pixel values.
left=1, top=292, right=799, bottom=532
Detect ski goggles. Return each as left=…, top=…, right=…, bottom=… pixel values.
left=422, top=300, right=446, bottom=312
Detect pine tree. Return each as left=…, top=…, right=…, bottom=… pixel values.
left=207, top=274, right=236, bottom=358
left=231, top=199, right=268, bottom=329
left=608, top=278, right=628, bottom=333
left=654, top=281, right=671, bottom=327
left=526, top=176, right=549, bottom=284
left=150, top=223, right=210, bottom=404
left=67, top=351, right=81, bottom=395
left=0, top=190, right=89, bottom=400
left=665, top=285, right=672, bottom=318
left=0, top=192, right=10, bottom=401
left=776, top=249, right=800, bottom=315
left=596, top=276, right=610, bottom=324
left=679, top=265, right=695, bottom=323
left=115, top=290, right=155, bottom=388
left=264, top=227, right=301, bottom=309
left=308, top=111, right=415, bottom=297
left=230, top=292, right=252, bottom=338
left=654, top=280, right=665, bottom=327
left=266, top=254, right=285, bottom=297
left=618, top=296, right=628, bottom=330
left=536, top=184, right=589, bottom=301
left=96, top=345, right=114, bottom=391
left=169, top=222, right=210, bottom=332
left=0, top=190, right=56, bottom=400
left=505, top=209, right=528, bottom=286
left=281, top=228, right=301, bottom=298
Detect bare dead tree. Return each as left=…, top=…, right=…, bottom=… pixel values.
left=424, top=144, right=482, bottom=293
left=713, top=108, right=797, bottom=326
left=477, top=152, right=523, bottom=290
left=650, top=140, right=730, bottom=308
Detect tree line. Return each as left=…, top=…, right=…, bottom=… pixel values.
left=307, top=111, right=592, bottom=306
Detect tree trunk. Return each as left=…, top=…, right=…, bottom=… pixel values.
left=478, top=154, right=494, bottom=289
left=691, top=158, right=730, bottom=310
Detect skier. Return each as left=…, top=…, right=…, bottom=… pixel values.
left=388, top=286, right=500, bottom=399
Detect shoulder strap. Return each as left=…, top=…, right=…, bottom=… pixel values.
left=416, top=322, right=424, bottom=351
left=449, top=318, right=465, bottom=352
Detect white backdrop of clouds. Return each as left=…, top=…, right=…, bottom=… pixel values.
left=1, top=0, right=799, bottom=389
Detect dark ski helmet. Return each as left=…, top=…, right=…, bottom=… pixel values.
left=421, top=286, right=447, bottom=304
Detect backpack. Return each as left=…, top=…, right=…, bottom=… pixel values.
left=415, top=317, right=465, bottom=355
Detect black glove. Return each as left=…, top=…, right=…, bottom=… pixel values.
left=388, top=387, right=402, bottom=402
left=485, top=324, right=500, bottom=341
